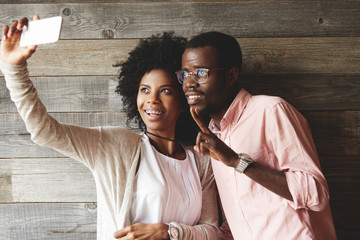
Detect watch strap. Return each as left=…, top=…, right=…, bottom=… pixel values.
left=235, top=153, right=253, bottom=173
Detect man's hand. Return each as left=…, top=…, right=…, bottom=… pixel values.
left=113, top=223, right=169, bottom=240
left=190, top=107, right=239, bottom=168
left=0, top=15, right=39, bottom=65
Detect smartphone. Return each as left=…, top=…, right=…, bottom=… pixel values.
left=20, top=16, right=63, bottom=47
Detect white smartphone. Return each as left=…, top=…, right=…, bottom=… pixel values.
left=20, top=16, right=63, bottom=47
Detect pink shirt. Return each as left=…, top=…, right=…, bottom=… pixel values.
left=210, top=89, right=337, bottom=240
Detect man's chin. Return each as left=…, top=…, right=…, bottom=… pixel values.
left=189, top=102, right=202, bottom=110
left=189, top=103, right=209, bottom=116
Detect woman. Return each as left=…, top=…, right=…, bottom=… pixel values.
left=0, top=16, right=219, bottom=240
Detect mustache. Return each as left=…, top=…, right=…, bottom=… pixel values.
left=185, top=87, right=203, bottom=94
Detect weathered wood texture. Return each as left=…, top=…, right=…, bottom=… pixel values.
left=0, top=111, right=358, bottom=158
left=0, top=1, right=359, bottom=240
left=192, top=1, right=360, bottom=37
left=0, top=158, right=95, bottom=202
left=1, top=74, right=359, bottom=113
left=0, top=0, right=189, bottom=3
left=0, top=2, right=359, bottom=38
left=1, top=37, right=359, bottom=77
left=0, top=76, right=122, bottom=112
left=0, top=203, right=97, bottom=240
left=0, top=3, right=193, bottom=38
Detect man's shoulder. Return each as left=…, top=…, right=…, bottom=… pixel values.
left=248, top=94, right=287, bottom=110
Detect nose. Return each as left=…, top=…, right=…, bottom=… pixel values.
left=146, top=91, right=160, bottom=104
left=184, top=75, right=199, bottom=89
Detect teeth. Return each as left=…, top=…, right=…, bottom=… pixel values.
left=188, top=95, right=201, bottom=99
left=145, top=110, right=164, bottom=115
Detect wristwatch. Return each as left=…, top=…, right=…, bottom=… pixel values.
left=168, top=223, right=179, bottom=240
left=235, top=153, right=253, bottom=173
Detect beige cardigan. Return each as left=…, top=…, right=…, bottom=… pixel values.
left=0, top=60, right=219, bottom=240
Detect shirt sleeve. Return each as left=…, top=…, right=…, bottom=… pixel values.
left=0, top=59, right=100, bottom=170
left=267, top=101, right=330, bottom=211
left=171, top=153, right=219, bottom=240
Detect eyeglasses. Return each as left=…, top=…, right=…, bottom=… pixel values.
left=175, top=68, right=225, bottom=84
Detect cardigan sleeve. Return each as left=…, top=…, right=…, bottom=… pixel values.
left=0, top=60, right=100, bottom=170
left=171, top=152, right=219, bottom=240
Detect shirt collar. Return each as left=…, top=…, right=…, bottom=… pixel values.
left=209, top=89, right=251, bottom=133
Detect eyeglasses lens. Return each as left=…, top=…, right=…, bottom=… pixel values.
left=176, top=69, right=209, bottom=84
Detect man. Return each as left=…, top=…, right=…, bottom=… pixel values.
left=176, top=31, right=337, bottom=239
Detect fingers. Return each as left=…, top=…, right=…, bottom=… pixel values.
left=194, top=131, right=211, bottom=156
left=27, top=45, right=37, bottom=53
left=190, top=107, right=211, bottom=133
left=114, top=225, right=135, bottom=238
left=114, top=228, right=127, bottom=238
left=8, top=21, right=18, bottom=38
left=5, top=17, right=30, bottom=38
left=114, top=226, right=138, bottom=240
left=17, top=17, right=29, bottom=31
left=2, top=25, right=9, bottom=41
left=33, top=15, right=40, bottom=21
left=191, top=107, right=213, bottom=156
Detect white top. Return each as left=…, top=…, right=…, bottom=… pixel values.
left=130, top=134, right=202, bottom=225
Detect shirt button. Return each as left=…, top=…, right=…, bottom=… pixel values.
left=244, top=228, right=249, bottom=233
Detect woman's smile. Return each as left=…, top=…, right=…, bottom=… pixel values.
left=144, top=109, right=165, bottom=120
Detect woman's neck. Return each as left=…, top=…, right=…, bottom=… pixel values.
left=145, top=130, right=176, bottom=142
left=145, top=130, right=184, bottom=159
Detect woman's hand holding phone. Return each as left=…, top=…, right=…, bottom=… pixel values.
left=1, top=15, right=39, bottom=65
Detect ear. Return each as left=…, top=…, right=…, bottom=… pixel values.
left=225, top=67, right=239, bottom=86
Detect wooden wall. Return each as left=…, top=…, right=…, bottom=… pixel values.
left=0, top=0, right=359, bottom=239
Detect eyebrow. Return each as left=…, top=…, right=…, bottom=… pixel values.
left=140, top=83, right=176, bottom=88
left=182, top=66, right=208, bottom=70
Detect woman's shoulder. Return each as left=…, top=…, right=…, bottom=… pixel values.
left=99, top=126, right=142, bottom=144
left=185, top=146, right=211, bottom=172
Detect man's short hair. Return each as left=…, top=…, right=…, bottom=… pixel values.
left=186, top=31, right=242, bottom=73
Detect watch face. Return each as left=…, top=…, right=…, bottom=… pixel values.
left=169, top=226, right=179, bottom=240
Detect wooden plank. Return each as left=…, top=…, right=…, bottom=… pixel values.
left=0, top=112, right=137, bottom=135
left=193, top=0, right=300, bottom=2
left=0, top=135, right=64, bottom=158
left=1, top=74, right=358, bottom=114
left=0, top=75, right=122, bottom=113
left=0, top=111, right=358, bottom=158
left=0, top=155, right=357, bottom=203
left=330, top=201, right=360, bottom=240
left=1, top=0, right=187, bottom=2
left=0, top=37, right=358, bottom=77
left=193, top=1, right=360, bottom=37
left=314, top=155, right=360, bottom=240
left=20, top=39, right=134, bottom=77
left=0, top=2, right=358, bottom=38
left=0, top=128, right=139, bottom=159
left=239, top=37, right=360, bottom=75
left=0, top=203, right=96, bottom=240
left=242, top=74, right=360, bottom=111
left=303, top=111, right=360, bottom=156
left=0, top=158, right=96, bottom=202
left=0, top=3, right=193, bottom=39
left=320, top=156, right=360, bottom=200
